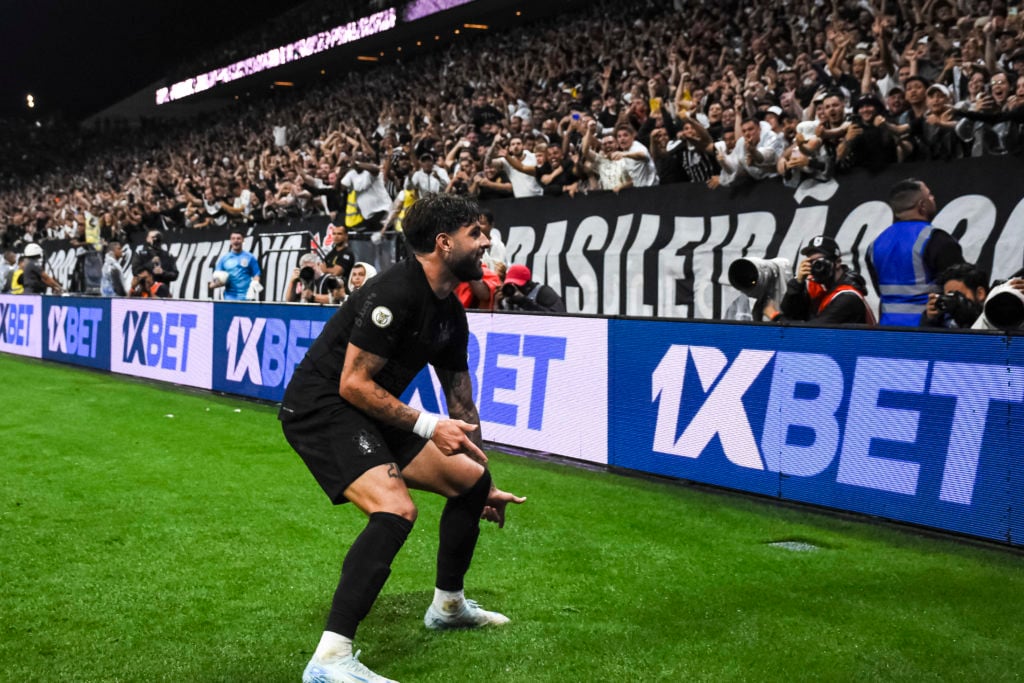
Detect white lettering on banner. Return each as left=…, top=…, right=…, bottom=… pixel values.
left=223, top=316, right=326, bottom=388
left=627, top=215, right=660, bottom=317
left=761, top=352, right=844, bottom=477
left=532, top=221, right=567, bottom=294
left=657, top=216, right=701, bottom=318
left=992, top=197, right=1024, bottom=281
left=602, top=215, right=633, bottom=315
left=564, top=216, right=605, bottom=314
left=226, top=317, right=266, bottom=383
left=650, top=346, right=1024, bottom=504
left=651, top=345, right=772, bottom=470
left=47, top=306, right=102, bottom=358
left=934, top=195, right=997, bottom=264
left=836, top=357, right=927, bottom=495
left=927, top=362, right=1024, bottom=504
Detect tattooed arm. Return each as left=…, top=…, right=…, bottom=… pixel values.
left=436, top=368, right=486, bottom=465
left=340, top=344, right=486, bottom=461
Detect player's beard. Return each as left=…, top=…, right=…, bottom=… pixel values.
left=450, top=249, right=484, bottom=282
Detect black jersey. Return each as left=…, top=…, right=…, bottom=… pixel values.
left=323, top=246, right=356, bottom=279
left=283, top=258, right=469, bottom=411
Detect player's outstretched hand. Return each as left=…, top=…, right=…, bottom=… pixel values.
left=432, top=419, right=488, bottom=464
left=481, top=487, right=527, bottom=528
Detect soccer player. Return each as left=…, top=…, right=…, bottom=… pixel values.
left=279, top=194, right=526, bottom=683
left=209, top=229, right=261, bottom=300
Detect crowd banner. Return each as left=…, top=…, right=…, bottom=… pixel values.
left=6, top=291, right=1024, bottom=545
left=480, top=156, right=1024, bottom=319
left=36, top=157, right=1024, bottom=319
left=43, top=217, right=399, bottom=304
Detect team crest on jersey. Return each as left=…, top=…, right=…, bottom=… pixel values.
left=371, top=306, right=393, bottom=328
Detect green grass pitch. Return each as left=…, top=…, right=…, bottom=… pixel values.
left=3, top=353, right=1024, bottom=682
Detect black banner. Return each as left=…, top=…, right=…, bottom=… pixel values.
left=39, top=156, right=1024, bottom=317
left=481, top=156, right=1024, bottom=319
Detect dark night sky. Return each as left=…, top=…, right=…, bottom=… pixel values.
left=0, top=0, right=297, bottom=120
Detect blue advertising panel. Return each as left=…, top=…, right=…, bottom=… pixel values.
left=212, top=303, right=338, bottom=402
left=42, top=297, right=112, bottom=371
left=0, top=294, right=43, bottom=358
left=609, top=320, right=1021, bottom=544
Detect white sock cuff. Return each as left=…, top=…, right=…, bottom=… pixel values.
left=313, top=631, right=352, bottom=661
left=433, top=587, right=465, bottom=610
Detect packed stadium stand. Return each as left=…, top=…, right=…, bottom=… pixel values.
left=1, top=0, right=1022, bottom=251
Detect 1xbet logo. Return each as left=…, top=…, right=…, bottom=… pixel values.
left=650, top=345, right=1024, bottom=504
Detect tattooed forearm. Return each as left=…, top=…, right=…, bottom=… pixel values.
left=439, top=369, right=484, bottom=448
left=341, top=346, right=421, bottom=429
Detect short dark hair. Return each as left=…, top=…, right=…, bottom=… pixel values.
left=888, top=178, right=925, bottom=213
left=938, top=263, right=989, bottom=292
left=403, top=194, right=482, bottom=255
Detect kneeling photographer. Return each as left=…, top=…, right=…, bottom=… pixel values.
left=920, top=263, right=988, bottom=329
left=286, top=253, right=346, bottom=305
left=497, top=264, right=565, bottom=313
left=763, top=236, right=876, bottom=326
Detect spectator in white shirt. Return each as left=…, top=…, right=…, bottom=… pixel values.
left=610, top=124, right=659, bottom=190
left=405, top=153, right=450, bottom=197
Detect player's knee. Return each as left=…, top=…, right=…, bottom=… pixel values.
left=453, top=468, right=491, bottom=505
left=389, top=500, right=418, bottom=524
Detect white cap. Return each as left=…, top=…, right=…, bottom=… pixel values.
left=24, top=243, right=43, bottom=258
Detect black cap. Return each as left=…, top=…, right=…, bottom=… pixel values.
left=801, top=235, right=842, bottom=259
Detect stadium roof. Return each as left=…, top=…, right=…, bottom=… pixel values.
left=0, top=0, right=563, bottom=123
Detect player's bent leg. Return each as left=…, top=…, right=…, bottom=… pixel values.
left=303, top=464, right=414, bottom=683
left=402, top=444, right=510, bottom=631
left=400, top=439, right=485, bottom=498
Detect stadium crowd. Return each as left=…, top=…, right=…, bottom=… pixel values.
left=2, top=0, right=1023, bottom=256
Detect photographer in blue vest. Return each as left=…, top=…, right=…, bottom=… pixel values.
left=763, top=236, right=875, bottom=326
left=867, top=179, right=964, bottom=326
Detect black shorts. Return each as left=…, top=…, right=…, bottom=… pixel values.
left=279, top=402, right=428, bottom=504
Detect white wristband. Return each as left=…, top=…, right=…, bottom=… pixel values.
left=413, top=412, right=440, bottom=440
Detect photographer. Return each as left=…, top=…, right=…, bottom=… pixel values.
left=286, top=253, right=346, bottom=305
left=763, top=236, right=875, bottom=326
left=496, top=264, right=565, bottom=313
left=920, top=263, right=989, bottom=329
left=130, top=230, right=178, bottom=294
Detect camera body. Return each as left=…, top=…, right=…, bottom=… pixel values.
left=810, top=257, right=835, bottom=283
left=934, top=291, right=962, bottom=313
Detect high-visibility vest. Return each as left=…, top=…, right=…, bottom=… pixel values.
left=344, top=190, right=364, bottom=228
left=394, top=189, right=417, bottom=233
left=868, top=221, right=936, bottom=326
left=9, top=268, right=24, bottom=295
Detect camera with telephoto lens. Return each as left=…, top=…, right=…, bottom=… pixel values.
left=322, top=276, right=341, bottom=293
left=299, top=266, right=316, bottom=288
left=501, top=283, right=519, bottom=298
left=810, top=257, right=835, bottom=283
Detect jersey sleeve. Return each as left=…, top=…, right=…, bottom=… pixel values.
left=347, top=289, right=408, bottom=359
